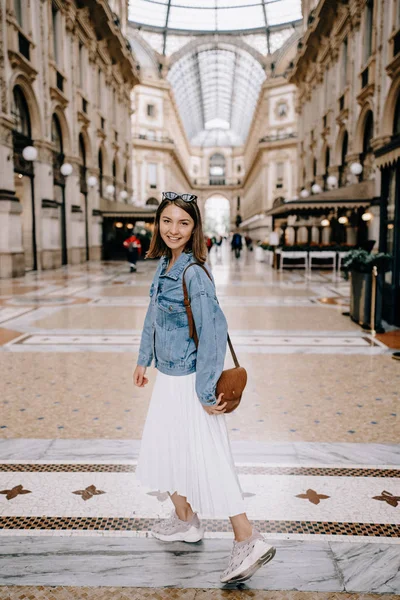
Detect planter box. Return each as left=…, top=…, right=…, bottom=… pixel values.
left=350, top=271, right=372, bottom=327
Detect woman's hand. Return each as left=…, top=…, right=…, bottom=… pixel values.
left=133, top=365, right=149, bottom=388
left=203, top=393, right=227, bottom=415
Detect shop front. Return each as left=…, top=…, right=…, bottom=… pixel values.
left=265, top=195, right=374, bottom=250
left=102, top=209, right=156, bottom=261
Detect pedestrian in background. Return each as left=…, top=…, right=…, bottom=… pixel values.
left=123, top=233, right=142, bottom=272
left=231, top=230, right=243, bottom=259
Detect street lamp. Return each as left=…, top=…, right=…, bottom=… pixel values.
left=22, top=146, right=38, bottom=161
left=350, top=162, right=363, bottom=176
left=60, top=163, right=73, bottom=177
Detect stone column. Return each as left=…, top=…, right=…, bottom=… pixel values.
left=35, top=142, right=61, bottom=270
left=88, top=169, right=102, bottom=261
left=65, top=159, right=85, bottom=264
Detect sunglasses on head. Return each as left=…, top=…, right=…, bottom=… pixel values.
left=162, top=191, right=198, bottom=202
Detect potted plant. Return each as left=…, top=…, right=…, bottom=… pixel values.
left=343, top=249, right=392, bottom=328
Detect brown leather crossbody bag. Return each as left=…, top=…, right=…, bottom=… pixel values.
left=182, top=263, right=247, bottom=413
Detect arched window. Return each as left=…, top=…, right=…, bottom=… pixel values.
left=363, top=111, right=374, bottom=154
left=51, top=115, right=63, bottom=154
left=209, top=153, right=225, bottom=185
left=12, top=86, right=31, bottom=138
left=393, top=93, right=400, bottom=137
left=98, top=149, right=103, bottom=198
left=146, top=197, right=159, bottom=206
left=51, top=114, right=64, bottom=184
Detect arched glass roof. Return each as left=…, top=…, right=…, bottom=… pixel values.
left=129, top=0, right=302, bottom=34
left=168, top=43, right=265, bottom=146
left=128, top=1, right=301, bottom=147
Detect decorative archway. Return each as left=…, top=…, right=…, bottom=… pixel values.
left=380, top=78, right=400, bottom=138
left=51, top=114, right=63, bottom=155
left=52, top=105, right=71, bottom=155
left=12, top=86, right=31, bottom=138
left=169, top=35, right=265, bottom=69
left=10, top=74, right=42, bottom=140
left=354, top=103, right=374, bottom=154
left=334, top=127, right=348, bottom=166
left=77, top=128, right=92, bottom=166
left=204, top=194, right=231, bottom=236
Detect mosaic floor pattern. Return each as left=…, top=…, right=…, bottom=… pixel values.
left=0, top=250, right=399, bottom=595
left=0, top=589, right=396, bottom=600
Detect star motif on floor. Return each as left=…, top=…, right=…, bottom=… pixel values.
left=72, top=485, right=106, bottom=501
left=295, top=489, right=330, bottom=505
left=372, top=490, right=400, bottom=507
left=0, top=484, right=32, bottom=500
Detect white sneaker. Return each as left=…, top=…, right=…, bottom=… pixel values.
left=220, top=529, right=276, bottom=584
left=151, top=510, right=204, bottom=543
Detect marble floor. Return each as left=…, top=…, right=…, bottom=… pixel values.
left=0, top=246, right=399, bottom=600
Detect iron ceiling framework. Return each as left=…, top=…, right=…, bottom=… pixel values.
left=167, top=44, right=265, bottom=145
left=129, top=0, right=302, bottom=39
left=128, top=0, right=302, bottom=146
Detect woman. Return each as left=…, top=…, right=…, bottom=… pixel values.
left=133, top=191, right=276, bottom=584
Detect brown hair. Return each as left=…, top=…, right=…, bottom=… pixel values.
left=146, top=197, right=207, bottom=264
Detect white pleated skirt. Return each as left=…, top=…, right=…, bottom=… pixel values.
left=136, top=371, right=245, bottom=518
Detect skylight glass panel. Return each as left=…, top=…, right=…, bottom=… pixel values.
left=168, top=43, right=265, bottom=146
left=205, top=118, right=230, bottom=129
left=129, top=0, right=169, bottom=27
left=129, top=0, right=302, bottom=32
left=265, top=0, right=302, bottom=26
left=168, top=6, right=217, bottom=31
left=216, top=5, right=265, bottom=31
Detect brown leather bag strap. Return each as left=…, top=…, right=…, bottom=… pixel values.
left=182, top=263, right=240, bottom=368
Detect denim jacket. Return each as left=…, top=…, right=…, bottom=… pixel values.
left=137, top=251, right=228, bottom=406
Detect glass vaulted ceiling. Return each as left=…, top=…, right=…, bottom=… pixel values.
left=168, top=45, right=265, bottom=146
left=128, top=0, right=302, bottom=147
left=128, top=0, right=302, bottom=34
